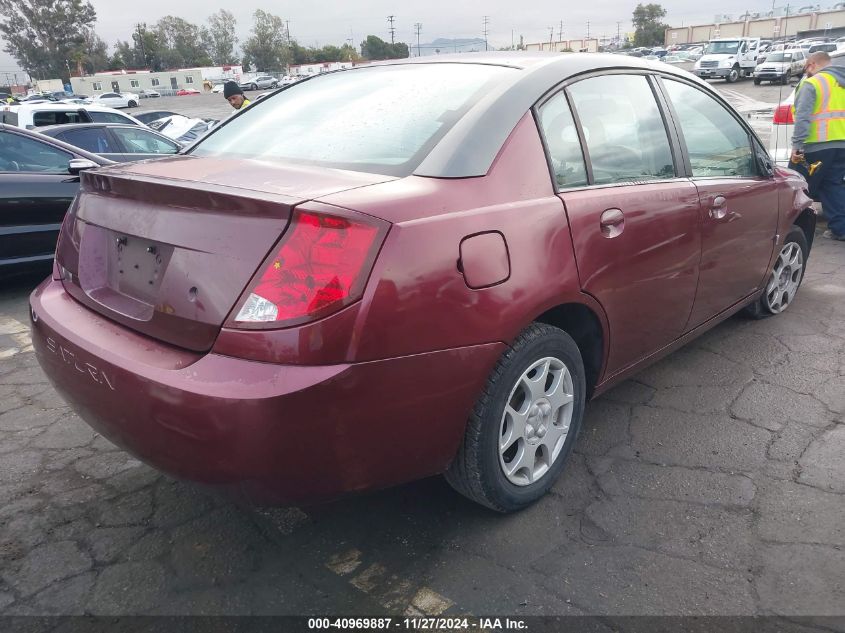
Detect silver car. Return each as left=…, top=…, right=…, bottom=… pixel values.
left=754, top=49, right=806, bottom=85
left=239, top=75, right=278, bottom=91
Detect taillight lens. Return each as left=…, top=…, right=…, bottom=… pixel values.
left=773, top=104, right=794, bottom=125
left=232, top=208, right=387, bottom=327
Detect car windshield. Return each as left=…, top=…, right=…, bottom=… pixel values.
left=766, top=53, right=793, bottom=62
left=191, top=63, right=515, bottom=176
left=706, top=41, right=741, bottom=54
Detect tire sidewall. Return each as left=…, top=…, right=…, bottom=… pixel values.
left=478, top=330, right=586, bottom=511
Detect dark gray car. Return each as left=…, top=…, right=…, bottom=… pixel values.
left=38, top=123, right=182, bottom=162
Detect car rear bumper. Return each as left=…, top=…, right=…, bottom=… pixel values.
left=30, top=278, right=504, bottom=504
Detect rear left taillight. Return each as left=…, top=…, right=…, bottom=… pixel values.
left=231, top=206, right=389, bottom=328
left=773, top=104, right=794, bottom=125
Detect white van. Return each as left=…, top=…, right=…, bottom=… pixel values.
left=0, top=102, right=143, bottom=130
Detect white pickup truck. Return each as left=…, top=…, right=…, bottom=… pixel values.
left=693, top=37, right=762, bottom=82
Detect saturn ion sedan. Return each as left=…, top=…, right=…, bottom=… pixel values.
left=30, top=53, right=815, bottom=512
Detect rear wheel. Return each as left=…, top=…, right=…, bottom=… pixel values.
left=250, top=83, right=257, bottom=91
left=445, top=323, right=586, bottom=512
left=128, top=100, right=137, bottom=108
left=743, top=226, right=808, bottom=319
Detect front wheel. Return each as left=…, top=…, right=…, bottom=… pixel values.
left=743, top=226, right=809, bottom=319
left=726, top=65, right=740, bottom=83
left=445, top=323, right=586, bottom=512
left=250, top=83, right=257, bottom=91
left=754, top=78, right=761, bottom=85
left=128, top=100, right=137, bottom=108
left=781, top=72, right=790, bottom=85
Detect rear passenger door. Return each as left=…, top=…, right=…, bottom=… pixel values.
left=659, top=78, right=778, bottom=328
left=53, top=127, right=124, bottom=161
left=538, top=73, right=701, bottom=376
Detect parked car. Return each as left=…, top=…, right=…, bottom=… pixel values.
left=90, top=92, right=140, bottom=109
left=30, top=53, right=815, bottom=512
left=768, top=47, right=845, bottom=166
left=0, top=102, right=144, bottom=129
left=809, top=42, right=838, bottom=54
left=754, top=49, right=806, bottom=84
left=211, top=83, right=225, bottom=93
left=133, top=110, right=182, bottom=125
left=147, top=114, right=215, bottom=143
left=39, top=123, right=182, bottom=162
left=176, top=88, right=201, bottom=96
left=240, top=75, right=278, bottom=91
left=139, top=89, right=161, bottom=98
left=0, top=123, right=110, bottom=273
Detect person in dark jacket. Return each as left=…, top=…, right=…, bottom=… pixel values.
left=223, top=81, right=251, bottom=110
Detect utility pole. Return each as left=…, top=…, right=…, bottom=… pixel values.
left=548, top=27, right=554, bottom=48
left=616, top=21, right=622, bottom=43
left=387, top=15, right=396, bottom=44
left=587, top=21, right=591, bottom=40
left=482, top=16, right=490, bottom=51
left=414, top=23, right=422, bottom=57
left=559, top=21, right=564, bottom=42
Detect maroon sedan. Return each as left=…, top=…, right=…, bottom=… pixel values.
left=30, top=53, right=815, bottom=512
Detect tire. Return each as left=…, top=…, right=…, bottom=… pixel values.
left=726, top=65, right=740, bottom=83
left=250, top=83, right=257, bottom=91
left=781, top=72, right=790, bottom=85
left=445, top=323, right=587, bottom=512
left=128, top=100, right=137, bottom=108
left=743, top=226, right=809, bottom=319
left=754, top=78, right=761, bottom=85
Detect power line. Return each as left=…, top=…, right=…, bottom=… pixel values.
left=482, top=16, right=490, bottom=51
left=387, top=15, right=396, bottom=44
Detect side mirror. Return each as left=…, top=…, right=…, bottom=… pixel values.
left=68, top=158, right=99, bottom=175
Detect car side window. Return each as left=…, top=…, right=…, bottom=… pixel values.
left=0, top=130, right=72, bottom=172
left=567, top=74, right=675, bottom=185
left=537, top=91, right=588, bottom=190
left=662, top=79, right=756, bottom=178
left=110, top=127, right=179, bottom=154
left=57, top=128, right=113, bottom=154
left=88, top=111, right=133, bottom=124
left=32, top=111, right=87, bottom=126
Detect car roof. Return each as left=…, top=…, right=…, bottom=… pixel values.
left=0, top=122, right=113, bottom=164
left=37, top=122, right=152, bottom=133
left=337, top=52, right=715, bottom=177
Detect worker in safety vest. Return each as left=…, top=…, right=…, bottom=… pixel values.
left=223, top=81, right=251, bottom=111
left=791, top=51, right=845, bottom=241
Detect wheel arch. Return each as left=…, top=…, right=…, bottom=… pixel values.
left=532, top=302, right=606, bottom=399
left=793, top=207, right=817, bottom=253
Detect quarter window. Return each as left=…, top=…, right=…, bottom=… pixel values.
left=568, top=74, right=675, bottom=185
left=662, top=79, right=756, bottom=178
left=537, top=92, right=587, bottom=189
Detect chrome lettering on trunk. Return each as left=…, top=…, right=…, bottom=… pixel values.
left=46, top=337, right=116, bottom=391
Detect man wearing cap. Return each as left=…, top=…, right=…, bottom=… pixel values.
left=223, top=81, right=251, bottom=110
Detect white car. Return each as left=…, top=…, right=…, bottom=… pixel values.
left=211, top=84, right=225, bottom=93
left=239, top=75, right=278, bottom=91
left=754, top=49, right=806, bottom=85
left=0, top=102, right=144, bottom=130
left=139, top=89, right=160, bottom=98
left=769, top=48, right=845, bottom=166
left=91, top=92, right=140, bottom=109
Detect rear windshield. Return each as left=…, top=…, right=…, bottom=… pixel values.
left=32, top=110, right=91, bottom=126
left=191, top=63, right=515, bottom=176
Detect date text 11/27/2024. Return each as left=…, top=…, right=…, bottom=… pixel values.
left=307, top=618, right=528, bottom=630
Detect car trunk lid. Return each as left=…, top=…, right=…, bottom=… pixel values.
left=56, top=156, right=394, bottom=351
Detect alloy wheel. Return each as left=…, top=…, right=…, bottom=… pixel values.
left=499, top=356, right=575, bottom=486
left=765, top=242, right=804, bottom=313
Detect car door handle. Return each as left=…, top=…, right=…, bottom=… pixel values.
left=709, top=196, right=727, bottom=220
left=600, top=208, right=625, bottom=238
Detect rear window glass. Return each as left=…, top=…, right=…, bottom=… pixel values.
left=191, top=63, right=515, bottom=176
left=89, top=111, right=135, bottom=124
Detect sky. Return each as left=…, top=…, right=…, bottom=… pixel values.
left=0, top=0, right=790, bottom=77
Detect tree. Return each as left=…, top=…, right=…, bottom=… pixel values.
left=203, top=9, right=238, bottom=65
left=79, top=29, right=109, bottom=74
left=154, top=16, right=211, bottom=68
left=632, top=3, right=669, bottom=47
left=0, top=0, right=97, bottom=81
left=360, top=35, right=409, bottom=60
left=241, top=10, right=289, bottom=72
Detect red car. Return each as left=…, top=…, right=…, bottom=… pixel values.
left=30, top=53, right=814, bottom=512
left=176, top=88, right=200, bottom=96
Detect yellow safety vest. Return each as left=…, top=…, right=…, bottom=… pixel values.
left=792, top=71, right=845, bottom=143
left=239, top=98, right=252, bottom=110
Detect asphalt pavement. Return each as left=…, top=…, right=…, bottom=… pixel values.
left=0, top=79, right=843, bottom=622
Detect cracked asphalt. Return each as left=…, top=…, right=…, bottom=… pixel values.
left=1, top=227, right=843, bottom=620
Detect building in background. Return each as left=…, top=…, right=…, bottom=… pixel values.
left=524, top=38, right=600, bottom=53
left=70, top=69, right=205, bottom=95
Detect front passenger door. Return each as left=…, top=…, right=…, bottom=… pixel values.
left=661, top=78, right=778, bottom=329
